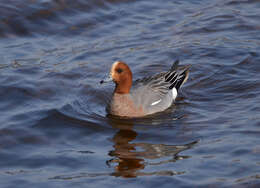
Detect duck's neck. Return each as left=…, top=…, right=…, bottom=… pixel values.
left=114, top=79, right=132, bottom=94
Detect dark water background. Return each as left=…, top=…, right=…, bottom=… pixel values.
left=0, top=0, right=260, bottom=187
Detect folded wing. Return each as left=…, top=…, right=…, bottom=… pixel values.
left=130, top=60, right=190, bottom=114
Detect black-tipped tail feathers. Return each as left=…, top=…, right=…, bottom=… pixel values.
left=165, top=60, right=190, bottom=91
left=133, top=60, right=190, bottom=95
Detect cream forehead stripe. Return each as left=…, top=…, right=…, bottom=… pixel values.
left=111, top=61, right=121, bottom=76
left=112, top=61, right=120, bottom=70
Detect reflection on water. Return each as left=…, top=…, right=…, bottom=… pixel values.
left=108, top=129, right=145, bottom=178
left=49, top=116, right=197, bottom=180
left=107, top=119, right=197, bottom=178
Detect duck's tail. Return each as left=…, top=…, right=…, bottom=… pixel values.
left=165, top=60, right=191, bottom=91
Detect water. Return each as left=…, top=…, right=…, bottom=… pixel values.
left=0, top=0, right=260, bottom=187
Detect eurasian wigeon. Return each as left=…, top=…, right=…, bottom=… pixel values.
left=100, top=60, right=190, bottom=118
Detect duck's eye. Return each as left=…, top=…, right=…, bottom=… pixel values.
left=116, top=68, right=123, bottom=73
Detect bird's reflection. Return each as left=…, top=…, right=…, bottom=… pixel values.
left=107, top=117, right=197, bottom=178
left=108, top=129, right=145, bottom=178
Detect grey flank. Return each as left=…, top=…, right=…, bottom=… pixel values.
left=130, top=60, right=190, bottom=115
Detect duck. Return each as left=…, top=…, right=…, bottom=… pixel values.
left=100, top=60, right=190, bottom=118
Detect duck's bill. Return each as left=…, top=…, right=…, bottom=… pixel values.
left=100, top=75, right=113, bottom=84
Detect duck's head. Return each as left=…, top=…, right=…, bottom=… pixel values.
left=100, top=61, right=132, bottom=94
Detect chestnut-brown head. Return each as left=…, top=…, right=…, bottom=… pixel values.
left=100, top=61, right=133, bottom=94
left=100, top=61, right=132, bottom=94
left=110, top=61, right=132, bottom=94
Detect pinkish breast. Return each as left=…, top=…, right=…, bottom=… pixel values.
left=109, top=93, right=145, bottom=117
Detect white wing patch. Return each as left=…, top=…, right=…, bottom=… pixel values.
left=151, top=99, right=162, bottom=106
left=150, top=88, right=177, bottom=106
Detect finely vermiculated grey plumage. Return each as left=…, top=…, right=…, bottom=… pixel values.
left=129, top=60, right=190, bottom=115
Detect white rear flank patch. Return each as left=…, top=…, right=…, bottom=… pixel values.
left=172, top=88, right=178, bottom=100
left=151, top=99, right=162, bottom=106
